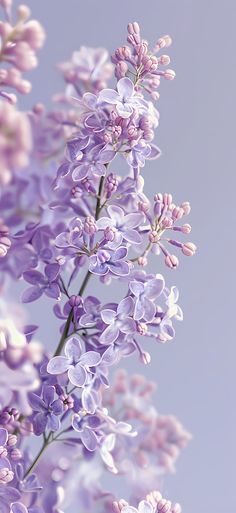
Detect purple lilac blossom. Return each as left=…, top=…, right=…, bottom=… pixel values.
left=0, top=14, right=196, bottom=513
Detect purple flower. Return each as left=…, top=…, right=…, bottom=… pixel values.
left=79, top=296, right=102, bottom=327
left=72, top=413, right=100, bottom=451
left=99, top=77, right=147, bottom=119
left=28, top=385, right=63, bottom=435
left=72, top=146, right=116, bottom=182
left=89, top=247, right=130, bottom=276
left=55, top=217, right=83, bottom=251
left=97, top=205, right=143, bottom=247
left=47, top=336, right=101, bottom=387
left=22, top=263, right=61, bottom=303
left=127, top=140, right=161, bottom=168
left=0, top=485, right=20, bottom=513
left=100, top=296, right=136, bottom=344
left=129, top=274, right=165, bottom=322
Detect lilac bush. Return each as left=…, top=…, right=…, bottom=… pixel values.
left=0, top=4, right=196, bottom=512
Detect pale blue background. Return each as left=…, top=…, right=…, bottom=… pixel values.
left=11, top=0, right=236, bottom=511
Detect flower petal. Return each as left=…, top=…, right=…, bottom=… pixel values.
left=68, top=364, right=87, bottom=387
left=22, top=286, right=43, bottom=303
left=45, top=263, right=60, bottom=282
left=100, top=324, right=119, bottom=344
left=72, top=163, right=89, bottom=181
left=117, top=77, right=134, bottom=100
left=65, top=336, right=82, bottom=361
left=28, top=392, right=46, bottom=412
left=117, top=296, right=134, bottom=316
left=99, top=88, right=120, bottom=104
left=101, top=308, right=116, bottom=325
left=47, top=356, right=70, bottom=375
left=80, top=351, right=101, bottom=367
left=80, top=426, right=98, bottom=451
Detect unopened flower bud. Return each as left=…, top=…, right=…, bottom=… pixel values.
left=0, top=467, right=14, bottom=484
left=149, top=230, right=159, bottom=243
left=69, top=295, right=82, bottom=307
left=84, top=216, right=97, bottom=235
left=181, top=242, right=197, bottom=257
left=180, top=201, right=191, bottom=215
left=138, top=256, right=148, bottom=266
left=7, top=434, right=17, bottom=447
left=10, top=448, right=22, bottom=460
left=164, top=69, right=175, bottom=80
left=181, top=223, right=191, bottom=234
left=165, top=254, right=179, bottom=269
left=172, top=206, right=184, bottom=220
left=104, top=226, right=116, bottom=242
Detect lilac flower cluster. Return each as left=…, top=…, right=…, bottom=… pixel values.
left=0, top=7, right=196, bottom=513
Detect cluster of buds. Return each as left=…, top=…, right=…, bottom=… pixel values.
left=0, top=2, right=45, bottom=102
left=138, top=193, right=196, bottom=269
left=104, top=174, right=119, bottom=199
left=0, top=100, right=32, bottom=184
left=111, top=22, right=175, bottom=100
left=0, top=218, right=11, bottom=257
left=113, top=491, right=181, bottom=513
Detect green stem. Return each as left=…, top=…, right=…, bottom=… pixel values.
left=24, top=433, right=51, bottom=478
left=24, top=177, right=106, bottom=478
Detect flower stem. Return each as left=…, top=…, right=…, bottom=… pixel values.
left=24, top=433, right=51, bottom=478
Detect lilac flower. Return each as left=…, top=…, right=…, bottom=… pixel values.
left=97, top=205, right=143, bottom=247
left=0, top=485, right=21, bottom=513
left=47, top=336, right=101, bottom=387
left=72, top=413, right=100, bottom=451
left=79, top=296, right=102, bottom=327
left=28, top=385, right=63, bottom=435
left=100, top=296, right=136, bottom=344
left=72, top=146, right=116, bottom=182
left=129, top=274, right=165, bottom=322
left=99, top=77, right=147, bottom=118
left=22, top=263, right=61, bottom=303
left=127, top=140, right=161, bottom=168
left=89, top=247, right=130, bottom=276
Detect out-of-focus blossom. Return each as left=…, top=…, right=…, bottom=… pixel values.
left=0, top=101, right=31, bottom=184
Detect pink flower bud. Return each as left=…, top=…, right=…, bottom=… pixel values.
left=0, top=467, right=14, bottom=484
left=180, top=201, right=191, bottom=215
left=115, top=61, right=128, bottom=79
left=10, top=448, right=22, bottom=460
left=165, top=254, right=179, bottom=269
left=181, top=223, right=191, bottom=234
left=149, top=230, right=159, bottom=243
left=104, top=226, right=116, bottom=242
left=69, top=295, right=82, bottom=307
left=181, top=242, right=197, bottom=256
left=172, top=206, right=184, bottom=220
left=158, top=54, right=171, bottom=66
left=138, top=256, right=148, bottom=267
left=23, top=20, right=46, bottom=50
left=17, top=4, right=31, bottom=21
left=164, top=69, right=175, bottom=80
left=7, top=434, right=17, bottom=447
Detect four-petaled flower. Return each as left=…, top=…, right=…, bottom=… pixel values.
left=22, top=263, right=61, bottom=303
left=97, top=205, right=143, bottom=248
left=129, top=274, right=165, bottom=322
left=100, top=296, right=136, bottom=344
left=99, top=77, right=147, bottom=119
left=47, top=336, right=101, bottom=387
left=28, top=385, right=63, bottom=436
left=72, top=413, right=100, bottom=451
left=72, top=146, right=116, bottom=182
left=89, top=247, right=130, bottom=276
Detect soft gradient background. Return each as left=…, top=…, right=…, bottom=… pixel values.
left=10, top=0, right=235, bottom=511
